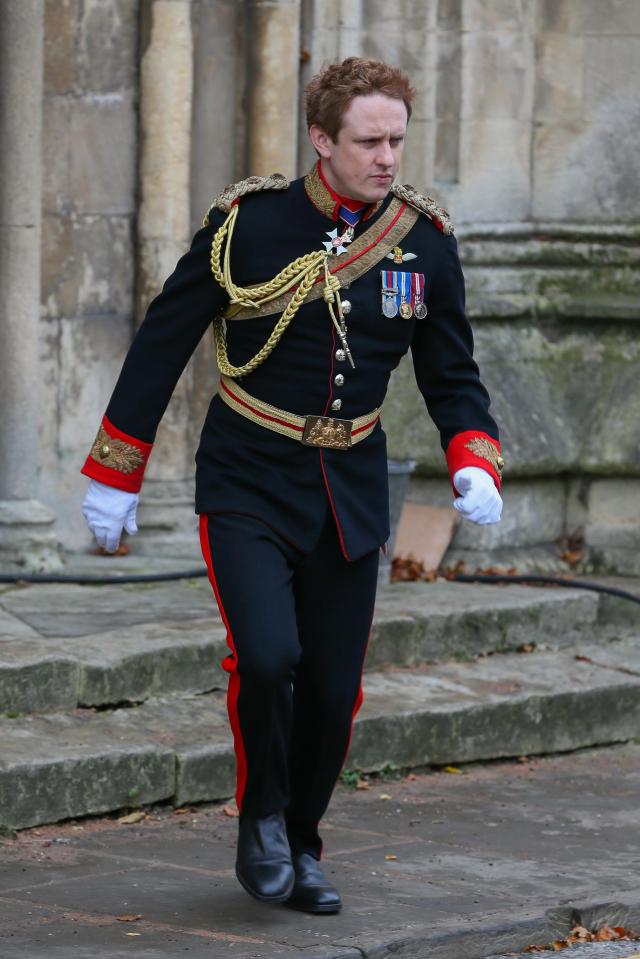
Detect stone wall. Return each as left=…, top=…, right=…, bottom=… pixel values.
left=379, top=0, right=640, bottom=574
left=39, top=0, right=139, bottom=549
left=13, top=0, right=640, bottom=571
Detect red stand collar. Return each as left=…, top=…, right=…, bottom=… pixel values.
left=304, top=160, right=380, bottom=222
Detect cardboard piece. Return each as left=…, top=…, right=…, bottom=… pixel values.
left=392, top=502, right=460, bottom=572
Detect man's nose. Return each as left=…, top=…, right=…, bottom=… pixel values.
left=375, top=140, right=395, bottom=167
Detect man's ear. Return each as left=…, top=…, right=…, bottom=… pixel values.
left=308, top=124, right=334, bottom=159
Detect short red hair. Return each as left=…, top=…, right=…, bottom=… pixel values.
left=305, top=57, right=415, bottom=141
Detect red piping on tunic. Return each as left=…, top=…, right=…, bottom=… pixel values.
left=319, top=324, right=350, bottom=561
left=199, top=514, right=248, bottom=813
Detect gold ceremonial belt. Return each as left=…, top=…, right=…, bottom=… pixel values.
left=218, top=375, right=380, bottom=451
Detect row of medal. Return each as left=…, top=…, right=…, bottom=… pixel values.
left=380, top=270, right=427, bottom=319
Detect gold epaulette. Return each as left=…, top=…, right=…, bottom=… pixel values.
left=203, top=173, right=290, bottom=226
left=391, top=183, right=454, bottom=236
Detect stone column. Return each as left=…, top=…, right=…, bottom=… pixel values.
left=135, top=0, right=199, bottom=558
left=246, top=0, right=302, bottom=179
left=0, top=0, right=61, bottom=570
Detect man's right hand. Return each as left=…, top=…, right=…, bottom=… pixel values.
left=82, top=479, right=139, bottom=553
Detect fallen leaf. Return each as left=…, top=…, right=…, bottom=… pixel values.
left=173, top=806, right=198, bottom=815
left=517, top=755, right=530, bottom=764
left=223, top=804, right=239, bottom=818
left=520, top=642, right=536, bottom=653
left=406, top=773, right=418, bottom=781
left=117, top=811, right=146, bottom=825
left=125, top=932, right=142, bottom=937
left=356, top=779, right=371, bottom=790
left=444, top=766, right=462, bottom=775
left=385, top=854, right=398, bottom=860
left=116, top=914, right=142, bottom=923
left=379, top=793, right=392, bottom=800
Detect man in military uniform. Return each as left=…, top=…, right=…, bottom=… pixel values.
left=82, top=58, right=503, bottom=914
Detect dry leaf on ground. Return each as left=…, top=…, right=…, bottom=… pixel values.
left=116, top=914, right=142, bottom=922
left=117, top=811, right=146, bottom=825
left=223, top=804, right=239, bottom=818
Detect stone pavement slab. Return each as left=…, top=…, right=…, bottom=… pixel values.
left=1, top=745, right=640, bottom=958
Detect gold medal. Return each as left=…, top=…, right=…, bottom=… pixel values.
left=399, top=272, right=413, bottom=318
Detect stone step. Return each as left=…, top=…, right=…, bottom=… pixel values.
left=0, top=580, right=600, bottom=713
left=1, top=634, right=638, bottom=830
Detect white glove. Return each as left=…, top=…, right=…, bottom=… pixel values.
left=82, top=479, right=139, bottom=552
left=453, top=466, right=502, bottom=525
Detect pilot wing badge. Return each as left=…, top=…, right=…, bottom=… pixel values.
left=385, top=246, right=417, bottom=264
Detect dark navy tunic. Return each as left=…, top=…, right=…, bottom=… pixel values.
left=83, top=171, right=499, bottom=561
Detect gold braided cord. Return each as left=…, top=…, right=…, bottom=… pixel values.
left=210, top=205, right=342, bottom=378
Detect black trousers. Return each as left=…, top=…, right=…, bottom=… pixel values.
left=199, top=509, right=379, bottom=859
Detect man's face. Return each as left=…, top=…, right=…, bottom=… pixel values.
left=310, top=93, right=408, bottom=203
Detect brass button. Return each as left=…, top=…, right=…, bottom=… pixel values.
left=334, top=374, right=345, bottom=386
left=340, top=299, right=352, bottom=315
left=335, top=349, right=346, bottom=362
left=99, top=444, right=110, bottom=458
left=330, top=398, right=342, bottom=411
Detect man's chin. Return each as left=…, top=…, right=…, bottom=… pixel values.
left=361, top=180, right=393, bottom=203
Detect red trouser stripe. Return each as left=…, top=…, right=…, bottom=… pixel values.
left=199, top=514, right=248, bottom=812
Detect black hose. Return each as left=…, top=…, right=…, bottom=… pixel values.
left=0, top=569, right=638, bottom=605
left=449, top=573, right=640, bottom=606
left=0, top=568, right=208, bottom=585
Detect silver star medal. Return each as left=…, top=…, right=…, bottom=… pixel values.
left=323, top=226, right=355, bottom=256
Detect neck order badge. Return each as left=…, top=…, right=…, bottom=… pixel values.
left=381, top=270, right=427, bottom=319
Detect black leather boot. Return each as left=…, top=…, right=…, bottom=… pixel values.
left=235, top=812, right=295, bottom=903
left=286, top=852, right=342, bottom=914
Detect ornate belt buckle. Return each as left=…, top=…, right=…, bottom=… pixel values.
left=302, top=415, right=353, bottom=450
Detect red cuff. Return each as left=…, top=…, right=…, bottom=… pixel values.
left=446, top=430, right=503, bottom=493
left=81, top=415, right=153, bottom=493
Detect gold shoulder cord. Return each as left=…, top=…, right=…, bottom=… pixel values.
left=210, top=204, right=347, bottom=378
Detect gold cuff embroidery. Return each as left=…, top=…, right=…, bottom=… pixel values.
left=464, top=438, right=505, bottom=477
left=90, top=426, right=145, bottom=474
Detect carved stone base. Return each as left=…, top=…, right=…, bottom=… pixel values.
left=0, top=499, right=64, bottom=572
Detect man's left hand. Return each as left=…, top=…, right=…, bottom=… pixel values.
left=452, top=466, right=502, bottom=524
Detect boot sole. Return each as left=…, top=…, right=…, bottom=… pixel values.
left=235, top=863, right=295, bottom=904
left=285, top=897, right=342, bottom=914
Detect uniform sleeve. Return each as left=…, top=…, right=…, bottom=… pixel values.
left=410, top=232, right=503, bottom=491
left=81, top=215, right=229, bottom=492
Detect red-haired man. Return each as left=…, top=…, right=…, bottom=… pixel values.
left=82, top=58, right=503, bottom=914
